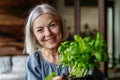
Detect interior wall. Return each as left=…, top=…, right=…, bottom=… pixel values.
left=56, top=0, right=98, bottom=35
left=81, top=7, right=98, bottom=32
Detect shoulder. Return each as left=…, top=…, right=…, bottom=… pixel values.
left=25, top=50, right=43, bottom=79
left=27, top=50, right=41, bottom=67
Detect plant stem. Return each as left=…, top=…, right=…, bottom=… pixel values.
left=70, top=62, right=78, bottom=76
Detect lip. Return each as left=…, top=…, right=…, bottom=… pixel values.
left=45, top=36, right=56, bottom=41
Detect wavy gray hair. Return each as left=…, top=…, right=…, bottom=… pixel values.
left=24, top=3, right=68, bottom=54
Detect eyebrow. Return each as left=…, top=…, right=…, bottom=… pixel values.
left=34, top=19, right=56, bottom=29
left=35, top=26, right=43, bottom=29
left=48, top=20, right=55, bottom=26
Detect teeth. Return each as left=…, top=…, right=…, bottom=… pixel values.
left=47, top=38, right=54, bottom=42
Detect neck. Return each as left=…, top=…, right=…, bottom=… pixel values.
left=40, top=48, right=58, bottom=56
left=40, top=48, right=60, bottom=65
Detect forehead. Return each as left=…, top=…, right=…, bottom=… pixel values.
left=33, top=14, right=59, bottom=27
left=36, top=14, right=58, bottom=22
left=36, top=14, right=50, bottom=21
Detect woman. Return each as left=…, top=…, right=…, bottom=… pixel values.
left=25, top=3, right=68, bottom=80
left=25, top=3, right=108, bottom=80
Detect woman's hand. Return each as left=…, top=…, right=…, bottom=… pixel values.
left=52, top=76, right=63, bottom=80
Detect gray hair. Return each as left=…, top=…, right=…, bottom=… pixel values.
left=24, top=3, right=68, bottom=54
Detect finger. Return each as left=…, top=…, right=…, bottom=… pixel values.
left=52, top=76, right=63, bottom=80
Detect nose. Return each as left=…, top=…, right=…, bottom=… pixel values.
left=45, top=28, right=52, bottom=36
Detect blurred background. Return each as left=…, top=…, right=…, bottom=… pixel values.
left=0, top=0, right=120, bottom=80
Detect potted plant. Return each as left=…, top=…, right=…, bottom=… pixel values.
left=57, top=32, right=108, bottom=80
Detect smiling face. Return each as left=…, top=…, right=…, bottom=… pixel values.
left=32, top=14, right=62, bottom=50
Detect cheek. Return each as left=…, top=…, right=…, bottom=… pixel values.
left=38, top=36, right=44, bottom=42
left=34, top=33, right=44, bottom=43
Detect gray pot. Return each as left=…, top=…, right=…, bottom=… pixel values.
left=63, top=75, right=93, bottom=80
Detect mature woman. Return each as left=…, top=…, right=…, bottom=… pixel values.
left=24, top=3, right=109, bottom=80
left=25, top=3, right=68, bottom=80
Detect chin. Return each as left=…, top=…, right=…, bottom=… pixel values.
left=47, top=46, right=57, bottom=50
left=46, top=44, right=59, bottom=50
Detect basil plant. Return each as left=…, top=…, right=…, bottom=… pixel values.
left=58, top=32, right=109, bottom=78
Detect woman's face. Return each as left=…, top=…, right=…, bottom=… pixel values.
left=33, top=14, right=62, bottom=50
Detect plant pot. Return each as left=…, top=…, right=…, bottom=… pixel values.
left=63, top=75, right=94, bottom=80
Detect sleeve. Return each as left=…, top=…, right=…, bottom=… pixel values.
left=25, top=55, right=42, bottom=80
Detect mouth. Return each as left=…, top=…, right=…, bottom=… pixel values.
left=45, top=36, right=56, bottom=42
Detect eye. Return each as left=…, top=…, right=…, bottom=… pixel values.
left=37, top=29, right=43, bottom=33
left=51, top=24, right=55, bottom=26
left=49, top=22, right=56, bottom=28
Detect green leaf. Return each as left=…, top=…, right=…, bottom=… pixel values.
left=74, top=35, right=85, bottom=47
left=58, top=45, right=64, bottom=54
left=61, top=41, right=70, bottom=48
left=94, top=51, right=103, bottom=62
left=94, top=32, right=103, bottom=50
left=45, top=72, right=57, bottom=80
